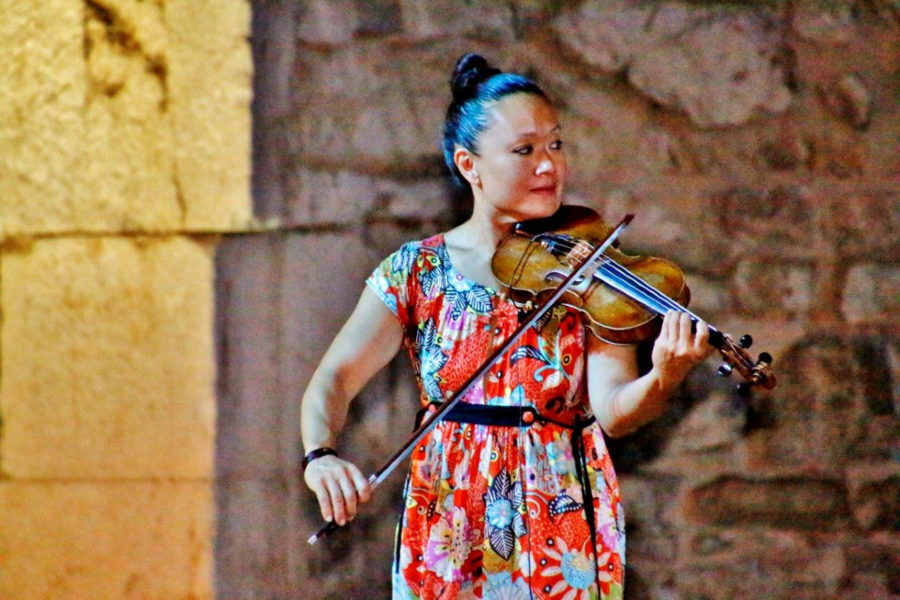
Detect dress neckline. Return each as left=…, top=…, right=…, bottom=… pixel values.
left=436, top=233, right=500, bottom=296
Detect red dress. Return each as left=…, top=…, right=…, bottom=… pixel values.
left=367, top=234, right=626, bottom=599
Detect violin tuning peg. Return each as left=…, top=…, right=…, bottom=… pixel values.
left=757, top=352, right=772, bottom=365
left=736, top=382, right=753, bottom=397
left=717, top=363, right=734, bottom=377
left=739, top=334, right=753, bottom=349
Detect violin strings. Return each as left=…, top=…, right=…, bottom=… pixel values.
left=532, top=234, right=702, bottom=321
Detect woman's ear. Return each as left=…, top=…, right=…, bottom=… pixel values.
left=453, top=147, right=480, bottom=187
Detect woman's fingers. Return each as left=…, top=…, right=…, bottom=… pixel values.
left=663, top=310, right=677, bottom=341
left=348, top=464, right=372, bottom=503
left=324, top=477, right=346, bottom=525
left=694, top=318, right=711, bottom=355
left=310, top=478, right=333, bottom=523
left=338, top=473, right=358, bottom=520
left=678, top=312, right=692, bottom=350
left=305, top=458, right=373, bottom=526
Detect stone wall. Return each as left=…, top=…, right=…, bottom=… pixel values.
left=0, top=1, right=252, bottom=597
left=217, top=0, right=899, bottom=598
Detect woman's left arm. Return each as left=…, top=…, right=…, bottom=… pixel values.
left=587, top=311, right=711, bottom=438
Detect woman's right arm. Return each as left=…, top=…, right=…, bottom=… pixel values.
left=300, top=285, right=405, bottom=526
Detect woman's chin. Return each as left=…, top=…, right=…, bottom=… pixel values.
left=522, top=194, right=562, bottom=219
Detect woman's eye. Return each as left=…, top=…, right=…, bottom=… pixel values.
left=514, top=146, right=532, bottom=155
left=551, top=140, right=564, bottom=150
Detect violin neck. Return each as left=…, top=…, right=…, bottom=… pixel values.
left=592, top=260, right=724, bottom=349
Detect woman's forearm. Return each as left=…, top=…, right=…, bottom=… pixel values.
left=601, top=367, right=676, bottom=438
left=300, top=367, right=353, bottom=452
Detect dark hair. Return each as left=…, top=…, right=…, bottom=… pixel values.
left=442, top=53, right=548, bottom=190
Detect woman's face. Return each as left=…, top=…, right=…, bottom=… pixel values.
left=462, top=93, right=567, bottom=222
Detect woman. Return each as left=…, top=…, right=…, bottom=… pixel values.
left=300, top=54, right=710, bottom=599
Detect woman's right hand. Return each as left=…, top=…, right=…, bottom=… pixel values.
left=303, top=455, right=372, bottom=526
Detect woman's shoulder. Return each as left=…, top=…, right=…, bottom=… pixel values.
left=383, top=234, right=446, bottom=269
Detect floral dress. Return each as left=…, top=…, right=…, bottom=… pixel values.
left=366, top=234, right=626, bottom=600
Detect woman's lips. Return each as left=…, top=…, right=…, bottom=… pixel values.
left=531, top=185, right=557, bottom=193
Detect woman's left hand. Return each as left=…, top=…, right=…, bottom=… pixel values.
left=650, top=311, right=712, bottom=391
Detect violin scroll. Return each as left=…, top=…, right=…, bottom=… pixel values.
left=713, top=331, right=777, bottom=395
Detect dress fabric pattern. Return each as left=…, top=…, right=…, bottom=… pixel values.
left=366, top=234, right=626, bottom=600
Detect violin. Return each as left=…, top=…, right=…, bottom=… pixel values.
left=492, top=204, right=776, bottom=394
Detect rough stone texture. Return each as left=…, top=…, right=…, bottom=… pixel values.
left=222, top=0, right=900, bottom=597
left=0, top=236, right=216, bottom=479
left=0, top=0, right=252, bottom=236
left=0, top=1, right=252, bottom=597
left=0, top=482, right=212, bottom=599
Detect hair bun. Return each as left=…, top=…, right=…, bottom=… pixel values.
left=451, top=53, right=501, bottom=102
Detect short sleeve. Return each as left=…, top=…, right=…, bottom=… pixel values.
left=365, top=242, right=420, bottom=330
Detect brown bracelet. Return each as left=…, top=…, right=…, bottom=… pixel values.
left=302, top=447, right=337, bottom=473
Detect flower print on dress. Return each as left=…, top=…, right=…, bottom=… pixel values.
left=513, top=309, right=585, bottom=397
left=615, top=500, right=626, bottom=563
left=541, top=537, right=597, bottom=599
left=484, top=571, right=532, bottom=600
left=597, top=497, right=618, bottom=553
left=371, top=274, right=399, bottom=315
left=521, top=433, right=560, bottom=496
left=441, top=248, right=494, bottom=321
left=546, top=431, right=576, bottom=476
left=416, top=250, right=446, bottom=298
left=511, top=340, right=566, bottom=393
left=391, top=242, right=420, bottom=276
left=548, top=480, right=584, bottom=521
left=486, top=384, right=528, bottom=408
left=412, top=318, right=448, bottom=401
left=424, top=507, right=476, bottom=583
left=484, top=469, right=526, bottom=560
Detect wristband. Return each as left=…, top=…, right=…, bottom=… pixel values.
left=302, top=447, right=337, bottom=473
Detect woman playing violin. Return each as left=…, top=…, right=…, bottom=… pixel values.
left=300, top=53, right=711, bottom=599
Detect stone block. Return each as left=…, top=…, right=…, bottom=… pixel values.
left=710, top=183, right=826, bottom=264
left=0, top=236, right=216, bottom=479
left=741, top=334, right=897, bottom=473
left=845, top=462, right=900, bottom=532
left=683, top=476, right=850, bottom=529
left=167, top=0, right=253, bottom=230
left=0, top=0, right=88, bottom=234
left=215, top=231, right=403, bottom=477
left=0, top=481, right=212, bottom=599
left=283, top=168, right=452, bottom=226
left=296, top=0, right=358, bottom=46
left=557, top=3, right=793, bottom=127
left=82, top=0, right=181, bottom=231
left=214, top=234, right=284, bottom=478
left=215, top=477, right=304, bottom=598
left=399, top=0, right=515, bottom=41
left=0, top=0, right=252, bottom=236
left=842, top=263, right=900, bottom=324
left=732, top=259, right=813, bottom=317
left=828, top=188, right=900, bottom=259
left=289, top=39, right=498, bottom=173
left=679, top=527, right=848, bottom=597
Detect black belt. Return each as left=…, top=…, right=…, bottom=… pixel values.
left=402, top=401, right=600, bottom=586
left=415, top=401, right=595, bottom=430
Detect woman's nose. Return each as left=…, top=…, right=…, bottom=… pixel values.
left=535, top=152, right=556, bottom=176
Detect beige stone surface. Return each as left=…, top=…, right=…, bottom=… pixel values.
left=0, top=0, right=252, bottom=236
left=0, top=481, right=212, bottom=599
left=0, top=236, right=216, bottom=479
left=0, top=0, right=87, bottom=233
left=167, top=0, right=253, bottom=230
left=82, top=0, right=181, bottom=232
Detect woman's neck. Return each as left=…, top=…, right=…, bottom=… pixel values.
left=453, top=199, right=516, bottom=251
